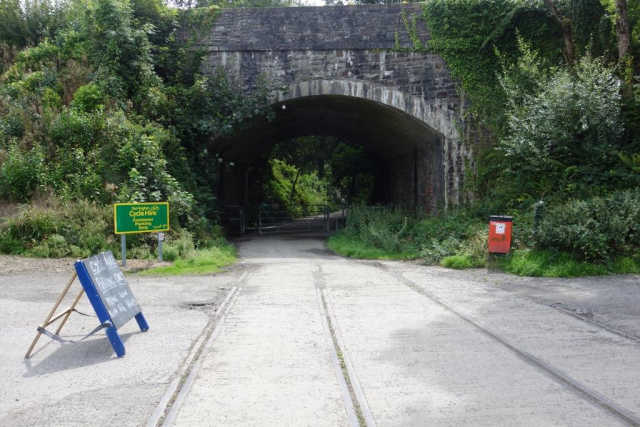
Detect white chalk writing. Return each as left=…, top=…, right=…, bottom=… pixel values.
left=89, top=259, right=106, bottom=275
left=95, top=276, right=117, bottom=293
left=104, top=252, right=118, bottom=269
left=113, top=272, right=125, bottom=284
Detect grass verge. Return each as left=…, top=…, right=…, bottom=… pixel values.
left=441, top=255, right=477, bottom=269
left=327, top=233, right=417, bottom=260
left=139, top=245, right=237, bottom=276
left=497, top=249, right=640, bottom=278
left=330, top=233, right=640, bottom=278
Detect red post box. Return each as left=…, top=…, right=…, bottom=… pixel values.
left=488, top=215, right=513, bottom=254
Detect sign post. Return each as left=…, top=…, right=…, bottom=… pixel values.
left=157, top=232, right=164, bottom=262
left=114, top=202, right=170, bottom=265
left=121, top=235, right=126, bottom=267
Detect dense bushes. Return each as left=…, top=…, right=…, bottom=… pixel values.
left=261, top=159, right=332, bottom=217
left=0, top=142, right=45, bottom=201
left=498, top=52, right=635, bottom=202
left=0, top=0, right=278, bottom=263
left=331, top=193, right=640, bottom=275
left=333, top=205, right=487, bottom=265
left=536, top=190, right=640, bottom=262
left=0, top=199, right=115, bottom=257
left=0, top=197, right=232, bottom=260
left=341, top=206, right=417, bottom=255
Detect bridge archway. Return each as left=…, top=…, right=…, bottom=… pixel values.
left=214, top=81, right=455, bottom=213
left=192, top=4, right=472, bottom=212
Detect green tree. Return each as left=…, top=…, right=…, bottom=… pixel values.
left=500, top=53, right=627, bottom=201
left=270, top=136, right=339, bottom=201
left=80, top=0, right=159, bottom=102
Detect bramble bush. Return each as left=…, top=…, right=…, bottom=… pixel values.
left=0, top=142, right=46, bottom=202
left=535, top=190, right=640, bottom=262
left=334, top=205, right=488, bottom=264
left=500, top=53, right=630, bottom=201
left=0, top=199, right=115, bottom=257
left=342, top=205, right=417, bottom=255
left=0, top=196, right=227, bottom=259
left=413, top=212, right=486, bottom=265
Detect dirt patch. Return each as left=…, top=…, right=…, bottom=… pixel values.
left=0, top=202, right=19, bottom=220
left=0, top=255, right=171, bottom=276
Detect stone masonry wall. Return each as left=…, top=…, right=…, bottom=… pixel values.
left=190, top=4, right=469, bottom=210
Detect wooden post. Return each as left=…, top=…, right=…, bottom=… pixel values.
left=54, top=288, right=85, bottom=335
left=25, top=272, right=78, bottom=358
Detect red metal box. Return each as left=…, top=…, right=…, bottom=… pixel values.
left=488, top=215, right=513, bottom=254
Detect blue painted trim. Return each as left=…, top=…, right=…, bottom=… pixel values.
left=135, top=312, right=150, bottom=332
left=74, top=261, right=126, bottom=357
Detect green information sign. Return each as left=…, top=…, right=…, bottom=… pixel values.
left=114, top=202, right=170, bottom=234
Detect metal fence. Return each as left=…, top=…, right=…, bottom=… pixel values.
left=259, top=204, right=330, bottom=235
left=223, top=205, right=245, bottom=235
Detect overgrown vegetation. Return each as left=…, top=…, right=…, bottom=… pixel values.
left=140, top=242, right=237, bottom=275
left=2, top=0, right=640, bottom=278
left=331, top=0, right=640, bottom=277
left=0, top=0, right=281, bottom=264
left=247, top=136, right=378, bottom=222
left=0, top=196, right=237, bottom=268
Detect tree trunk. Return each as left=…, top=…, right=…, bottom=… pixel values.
left=289, top=165, right=304, bottom=201
left=349, top=175, right=356, bottom=202
left=543, top=0, right=575, bottom=67
left=616, top=0, right=631, bottom=60
left=615, top=0, right=633, bottom=98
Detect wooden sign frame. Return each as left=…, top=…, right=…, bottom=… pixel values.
left=25, top=272, right=82, bottom=358
left=25, top=259, right=149, bottom=359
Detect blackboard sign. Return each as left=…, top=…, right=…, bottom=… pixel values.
left=73, top=251, right=149, bottom=357
left=81, top=251, right=141, bottom=330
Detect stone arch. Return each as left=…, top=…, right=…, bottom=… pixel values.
left=191, top=4, right=471, bottom=211
left=214, top=79, right=466, bottom=213
left=275, top=79, right=465, bottom=208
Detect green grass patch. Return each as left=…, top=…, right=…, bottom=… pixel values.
left=440, top=255, right=474, bottom=269
left=327, top=233, right=417, bottom=260
left=497, top=249, right=640, bottom=278
left=612, top=256, right=640, bottom=274
left=139, top=245, right=237, bottom=276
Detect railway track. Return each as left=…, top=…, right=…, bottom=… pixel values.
left=147, top=236, right=640, bottom=427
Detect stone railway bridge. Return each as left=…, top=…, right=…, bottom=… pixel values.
left=189, top=4, right=469, bottom=213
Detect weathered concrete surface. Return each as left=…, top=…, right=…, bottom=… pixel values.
left=3, top=239, right=640, bottom=426
left=386, top=263, right=640, bottom=413
left=165, top=233, right=640, bottom=426
left=0, top=259, right=237, bottom=427
left=323, top=261, right=637, bottom=426
left=171, top=261, right=349, bottom=426
left=489, top=273, right=640, bottom=339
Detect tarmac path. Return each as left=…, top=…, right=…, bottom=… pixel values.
left=162, top=233, right=640, bottom=427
